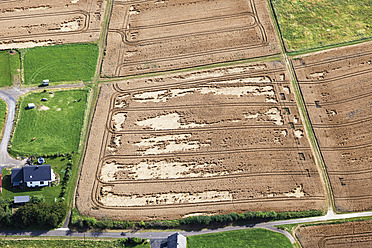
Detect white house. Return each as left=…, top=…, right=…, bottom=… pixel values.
left=11, top=165, right=55, bottom=188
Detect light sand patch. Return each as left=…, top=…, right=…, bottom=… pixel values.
left=0, top=41, right=53, bottom=50
left=265, top=108, right=283, bottom=125
left=132, top=82, right=275, bottom=103
left=39, top=105, right=50, bottom=111
left=294, top=129, right=304, bottom=138
left=171, top=65, right=267, bottom=81
left=183, top=213, right=211, bottom=218
left=71, top=0, right=80, bottom=3
left=135, top=134, right=209, bottom=155
left=285, top=185, right=305, bottom=198
left=281, top=130, right=287, bottom=137
left=112, top=113, right=126, bottom=131
left=14, top=6, right=51, bottom=12
left=115, top=94, right=130, bottom=108
left=309, top=71, right=327, bottom=78
left=244, top=108, right=283, bottom=125
left=293, top=117, right=299, bottom=123
left=100, top=189, right=233, bottom=207
left=60, top=19, right=80, bottom=31
left=100, top=160, right=231, bottom=181
left=283, top=86, right=290, bottom=94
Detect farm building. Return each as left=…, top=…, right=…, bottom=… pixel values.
left=11, top=165, right=55, bottom=188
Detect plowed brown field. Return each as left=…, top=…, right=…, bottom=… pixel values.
left=293, top=41, right=372, bottom=212
left=296, top=220, right=372, bottom=248
left=0, top=0, right=105, bottom=49
left=101, top=0, right=280, bottom=77
left=76, top=61, right=325, bottom=220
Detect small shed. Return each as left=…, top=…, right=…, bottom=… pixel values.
left=14, top=195, right=30, bottom=204
left=42, top=79, right=49, bottom=86
left=27, top=103, right=35, bottom=109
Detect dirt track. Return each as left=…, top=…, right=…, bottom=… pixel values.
left=101, top=0, right=280, bottom=77
left=77, top=61, right=325, bottom=220
left=293, top=41, right=372, bottom=212
left=0, top=0, right=105, bottom=49
left=296, top=220, right=372, bottom=248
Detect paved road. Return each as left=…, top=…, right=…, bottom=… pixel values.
left=1, top=209, right=371, bottom=244
left=0, top=84, right=85, bottom=167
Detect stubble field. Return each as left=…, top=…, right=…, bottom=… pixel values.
left=77, top=61, right=325, bottom=220
left=293, top=41, right=372, bottom=212
left=0, top=0, right=106, bottom=50
left=296, top=220, right=372, bottom=248
left=101, top=0, right=280, bottom=77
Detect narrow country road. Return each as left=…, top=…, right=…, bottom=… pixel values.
left=1, top=209, right=372, bottom=244
left=0, top=83, right=85, bottom=167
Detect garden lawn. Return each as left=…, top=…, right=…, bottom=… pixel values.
left=187, top=228, right=292, bottom=248
left=10, top=89, right=88, bottom=156
left=272, top=0, right=372, bottom=52
left=22, top=43, right=98, bottom=85
left=0, top=239, right=150, bottom=248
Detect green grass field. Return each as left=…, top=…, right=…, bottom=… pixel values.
left=0, top=99, right=7, bottom=138
left=0, top=239, right=150, bottom=248
left=22, top=43, right=98, bottom=85
left=187, top=228, right=292, bottom=248
left=0, top=50, right=21, bottom=87
left=9, top=89, right=88, bottom=156
left=272, top=0, right=372, bottom=52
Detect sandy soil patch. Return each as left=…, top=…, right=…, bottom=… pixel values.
left=112, top=113, right=126, bottom=131
left=100, top=187, right=233, bottom=207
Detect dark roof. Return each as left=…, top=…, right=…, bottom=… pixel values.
left=167, top=233, right=187, bottom=248
left=14, top=195, right=30, bottom=204
left=23, top=165, right=52, bottom=182
left=11, top=168, right=23, bottom=184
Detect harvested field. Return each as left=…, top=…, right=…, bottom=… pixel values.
left=0, top=0, right=106, bottom=49
left=101, top=0, right=280, bottom=77
left=293, top=41, right=372, bottom=212
left=296, top=220, right=372, bottom=248
left=77, top=61, right=325, bottom=220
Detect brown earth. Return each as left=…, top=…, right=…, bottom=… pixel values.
left=293, top=41, right=372, bottom=212
left=101, top=0, right=280, bottom=77
left=76, top=61, right=325, bottom=220
left=296, top=219, right=372, bottom=248
left=0, top=0, right=106, bottom=49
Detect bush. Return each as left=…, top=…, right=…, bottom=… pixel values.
left=30, top=195, right=45, bottom=204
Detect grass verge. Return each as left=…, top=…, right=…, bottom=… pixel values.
left=22, top=43, right=98, bottom=85
left=9, top=89, right=89, bottom=157
left=0, top=50, right=21, bottom=87
left=0, top=239, right=150, bottom=248
left=0, top=99, right=7, bottom=141
left=187, top=228, right=292, bottom=248
left=271, top=0, right=372, bottom=52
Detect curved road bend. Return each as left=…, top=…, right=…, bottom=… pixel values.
left=0, top=84, right=85, bottom=167
left=1, top=210, right=372, bottom=244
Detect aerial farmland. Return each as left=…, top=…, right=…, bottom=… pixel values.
left=0, top=0, right=371, bottom=246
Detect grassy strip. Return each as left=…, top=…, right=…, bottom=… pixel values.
left=271, top=0, right=372, bottom=52
left=22, top=43, right=98, bottom=85
left=0, top=238, right=150, bottom=248
left=70, top=209, right=323, bottom=230
left=187, top=228, right=292, bottom=248
left=100, top=54, right=282, bottom=82
left=0, top=99, right=7, bottom=142
left=266, top=0, right=334, bottom=211
left=9, top=89, right=89, bottom=157
left=0, top=51, right=12, bottom=87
